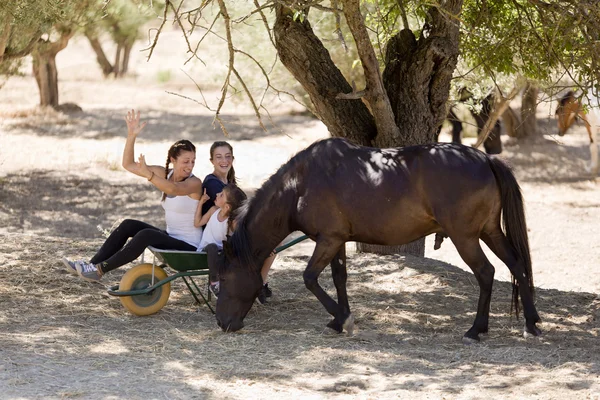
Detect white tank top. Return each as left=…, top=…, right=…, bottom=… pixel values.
left=161, top=172, right=202, bottom=247
left=198, top=208, right=229, bottom=251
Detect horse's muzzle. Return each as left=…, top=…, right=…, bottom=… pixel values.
left=216, top=316, right=244, bottom=332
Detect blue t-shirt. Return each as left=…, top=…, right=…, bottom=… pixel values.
left=202, top=174, right=227, bottom=215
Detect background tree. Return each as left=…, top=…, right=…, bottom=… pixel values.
left=85, top=0, right=161, bottom=78
left=0, top=0, right=98, bottom=109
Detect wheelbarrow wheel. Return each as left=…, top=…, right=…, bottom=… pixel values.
left=119, top=263, right=171, bottom=316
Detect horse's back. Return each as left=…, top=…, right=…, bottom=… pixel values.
left=296, top=139, right=500, bottom=243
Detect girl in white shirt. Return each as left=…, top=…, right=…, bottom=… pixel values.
left=195, top=184, right=247, bottom=296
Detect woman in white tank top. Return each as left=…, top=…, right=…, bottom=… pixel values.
left=62, top=110, right=204, bottom=282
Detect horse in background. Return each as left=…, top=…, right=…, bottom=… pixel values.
left=442, top=92, right=503, bottom=155
left=555, top=90, right=600, bottom=175
left=216, top=138, right=542, bottom=344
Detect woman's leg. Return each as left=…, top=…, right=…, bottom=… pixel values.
left=261, top=253, right=276, bottom=284
left=90, top=219, right=160, bottom=264
left=99, top=229, right=196, bottom=274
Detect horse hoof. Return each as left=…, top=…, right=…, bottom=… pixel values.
left=462, top=335, right=480, bottom=345
left=342, top=313, right=355, bottom=335
left=524, top=324, right=543, bottom=339
left=327, top=319, right=343, bottom=333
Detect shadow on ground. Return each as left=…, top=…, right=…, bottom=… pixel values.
left=2, top=107, right=316, bottom=144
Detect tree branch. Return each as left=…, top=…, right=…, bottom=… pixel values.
left=341, top=0, right=401, bottom=147
left=144, top=0, right=170, bottom=61
left=216, top=0, right=266, bottom=132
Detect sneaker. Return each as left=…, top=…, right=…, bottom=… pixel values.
left=61, top=257, right=78, bottom=276
left=76, top=261, right=102, bottom=282
left=208, top=282, right=220, bottom=299
left=256, top=285, right=268, bottom=305
left=263, top=283, right=272, bottom=298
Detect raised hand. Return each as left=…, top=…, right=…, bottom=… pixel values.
left=125, top=109, right=147, bottom=137
left=200, top=188, right=210, bottom=203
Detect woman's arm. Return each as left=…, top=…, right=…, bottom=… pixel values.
left=122, top=109, right=165, bottom=179
left=194, top=189, right=211, bottom=227
left=138, top=154, right=203, bottom=198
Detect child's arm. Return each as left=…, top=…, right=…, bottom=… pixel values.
left=194, top=189, right=212, bottom=227
left=196, top=206, right=217, bottom=228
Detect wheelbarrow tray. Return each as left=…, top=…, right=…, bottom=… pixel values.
left=149, top=247, right=210, bottom=271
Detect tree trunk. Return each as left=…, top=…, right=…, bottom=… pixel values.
left=113, top=43, right=122, bottom=78
left=520, top=82, right=538, bottom=137
left=120, top=41, right=133, bottom=76
left=32, top=51, right=59, bottom=107
left=31, top=31, right=74, bottom=108
left=85, top=32, right=114, bottom=77
left=502, top=106, right=521, bottom=138
left=382, top=2, right=463, bottom=147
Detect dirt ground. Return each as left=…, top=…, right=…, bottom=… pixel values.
left=1, top=35, right=599, bottom=399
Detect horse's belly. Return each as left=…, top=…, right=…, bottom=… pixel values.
left=346, top=205, right=439, bottom=245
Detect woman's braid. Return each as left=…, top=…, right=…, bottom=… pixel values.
left=161, top=155, right=171, bottom=201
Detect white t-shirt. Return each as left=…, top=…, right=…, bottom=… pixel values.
left=161, top=172, right=202, bottom=247
left=198, top=208, right=228, bottom=251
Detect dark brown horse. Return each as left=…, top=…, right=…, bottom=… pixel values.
left=217, top=138, right=542, bottom=343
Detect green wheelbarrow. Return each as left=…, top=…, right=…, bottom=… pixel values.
left=108, top=234, right=310, bottom=316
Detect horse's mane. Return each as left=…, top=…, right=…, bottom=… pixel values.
left=559, top=91, right=575, bottom=106
left=228, top=141, right=320, bottom=270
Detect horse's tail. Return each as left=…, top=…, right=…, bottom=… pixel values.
left=487, top=156, right=534, bottom=318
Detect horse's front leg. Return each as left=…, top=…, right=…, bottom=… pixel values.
left=303, top=239, right=352, bottom=333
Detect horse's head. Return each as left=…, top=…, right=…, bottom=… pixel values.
left=215, top=241, right=263, bottom=332
left=555, top=91, right=579, bottom=136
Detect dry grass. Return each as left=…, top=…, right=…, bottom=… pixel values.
left=0, top=226, right=599, bottom=398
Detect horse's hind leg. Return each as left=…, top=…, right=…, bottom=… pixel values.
left=303, top=238, right=352, bottom=333
left=481, top=229, right=542, bottom=337
left=451, top=237, right=495, bottom=343
left=328, top=245, right=354, bottom=334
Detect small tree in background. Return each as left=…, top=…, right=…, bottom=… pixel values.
left=85, top=0, right=161, bottom=78
left=0, top=0, right=99, bottom=109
